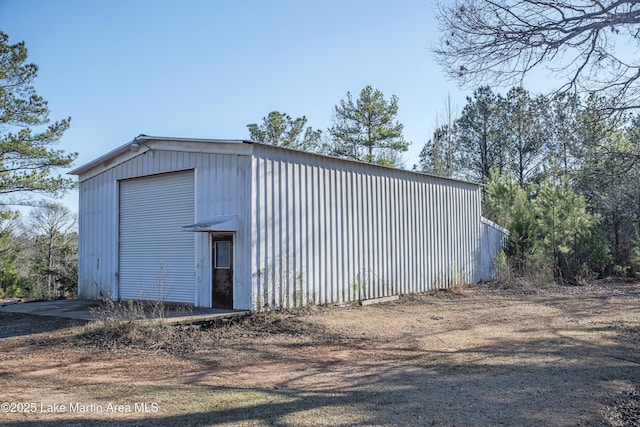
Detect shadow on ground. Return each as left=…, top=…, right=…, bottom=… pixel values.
left=0, top=312, right=87, bottom=339
left=2, top=282, right=639, bottom=426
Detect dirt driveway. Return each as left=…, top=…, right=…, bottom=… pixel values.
left=1, top=281, right=639, bottom=426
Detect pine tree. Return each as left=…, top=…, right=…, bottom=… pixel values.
left=328, top=86, right=409, bottom=167
left=247, top=111, right=322, bottom=151
left=0, top=31, right=77, bottom=208
left=454, top=86, right=506, bottom=184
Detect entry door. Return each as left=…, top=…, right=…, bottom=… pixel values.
left=212, top=234, right=234, bottom=309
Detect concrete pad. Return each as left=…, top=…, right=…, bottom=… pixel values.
left=0, top=299, right=102, bottom=321
left=0, top=299, right=250, bottom=323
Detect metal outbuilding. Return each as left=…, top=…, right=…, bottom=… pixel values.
left=70, top=135, right=506, bottom=311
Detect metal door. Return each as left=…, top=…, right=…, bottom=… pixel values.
left=212, top=234, right=233, bottom=309
left=119, top=170, right=195, bottom=303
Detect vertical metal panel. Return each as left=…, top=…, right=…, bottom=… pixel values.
left=365, top=171, right=373, bottom=297
left=413, top=178, right=421, bottom=291
left=251, top=155, right=264, bottom=309
left=452, top=185, right=460, bottom=283
left=77, top=149, right=251, bottom=308
left=268, top=158, right=276, bottom=306
left=479, top=217, right=508, bottom=281
left=376, top=175, right=382, bottom=293
left=398, top=175, right=405, bottom=293
left=250, top=145, right=489, bottom=310
left=274, top=160, right=283, bottom=306
left=285, top=160, right=294, bottom=306
left=310, top=164, right=320, bottom=304
left=355, top=171, right=363, bottom=299
left=78, top=142, right=504, bottom=311
left=406, top=177, right=413, bottom=291
left=418, top=179, right=426, bottom=289
left=429, top=182, right=437, bottom=286
left=337, top=167, right=345, bottom=302
left=346, top=169, right=356, bottom=301
left=381, top=175, right=390, bottom=294
left=333, top=166, right=342, bottom=302
left=77, top=174, right=115, bottom=300
left=194, top=152, right=251, bottom=308
left=327, top=166, right=336, bottom=302
left=318, top=166, right=326, bottom=303
left=287, top=161, right=296, bottom=307
left=392, top=175, right=400, bottom=294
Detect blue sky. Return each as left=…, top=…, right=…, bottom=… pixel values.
left=0, top=0, right=545, bottom=213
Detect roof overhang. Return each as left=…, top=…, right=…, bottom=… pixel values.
left=69, top=135, right=253, bottom=180
left=182, top=215, right=238, bottom=232
left=68, top=134, right=483, bottom=189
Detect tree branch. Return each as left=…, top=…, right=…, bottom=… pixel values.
left=435, top=0, right=640, bottom=111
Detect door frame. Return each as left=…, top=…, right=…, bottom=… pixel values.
left=210, top=232, right=235, bottom=309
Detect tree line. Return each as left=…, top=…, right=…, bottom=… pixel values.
left=248, top=86, right=640, bottom=285
left=0, top=203, right=77, bottom=299
left=0, top=31, right=77, bottom=299
left=4, top=0, right=640, bottom=300
left=246, top=85, right=410, bottom=167
left=425, top=87, right=640, bottom=284
left=430, top=0, right=640, bottom=283
left=245, top=0, right=640, bottom=285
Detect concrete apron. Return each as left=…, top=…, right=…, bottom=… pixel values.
left=0, top=299, right=250, bottom=324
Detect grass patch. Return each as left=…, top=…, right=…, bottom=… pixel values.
left=79, top=319, right=204, bottom=354
left=77, top=299, right=320, bottom=354
left=79, top=298, right=203, bottom=354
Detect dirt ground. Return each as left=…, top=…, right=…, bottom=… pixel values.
left=0, top=280, right=639, bottom=426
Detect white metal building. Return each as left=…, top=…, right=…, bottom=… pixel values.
left=70, top=135, right=505, bottom=311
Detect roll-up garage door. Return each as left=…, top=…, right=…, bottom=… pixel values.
left=118, top=170, right=195, bottom=303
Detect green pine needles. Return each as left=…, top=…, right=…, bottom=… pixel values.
left=0, top=31, right=77, bottom=206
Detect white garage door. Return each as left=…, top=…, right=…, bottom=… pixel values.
left=118, top=170, right=195, bottom=303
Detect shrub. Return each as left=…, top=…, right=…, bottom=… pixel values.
left=485, top=172, right=610, bottom=284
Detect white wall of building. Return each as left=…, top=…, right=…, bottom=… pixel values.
left=249, top=144, right=484, bottom=310
left=75, top=137, right=500, bottom=311
left=75, top=141, right=252, bottom=307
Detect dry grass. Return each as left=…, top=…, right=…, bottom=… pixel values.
left=1, top=280, right=639, bottom=426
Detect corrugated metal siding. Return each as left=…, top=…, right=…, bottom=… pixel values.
left=77, top=140, right=502, bottom=311
left=193, top=152, right=251, bottom=308
left=479, top=217, right=508, bottom=281
left=250, top=146, right=484, bottom=310
left=118, top=170, right=195, bottom=303
left=77, top=174, right=116, bottom=300
left=76, top=149, right=251, bottom=307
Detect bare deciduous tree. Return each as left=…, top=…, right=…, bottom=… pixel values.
left=434, top=1, right=640, bottom=111
left=24, top=202, right=77, bottom=297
